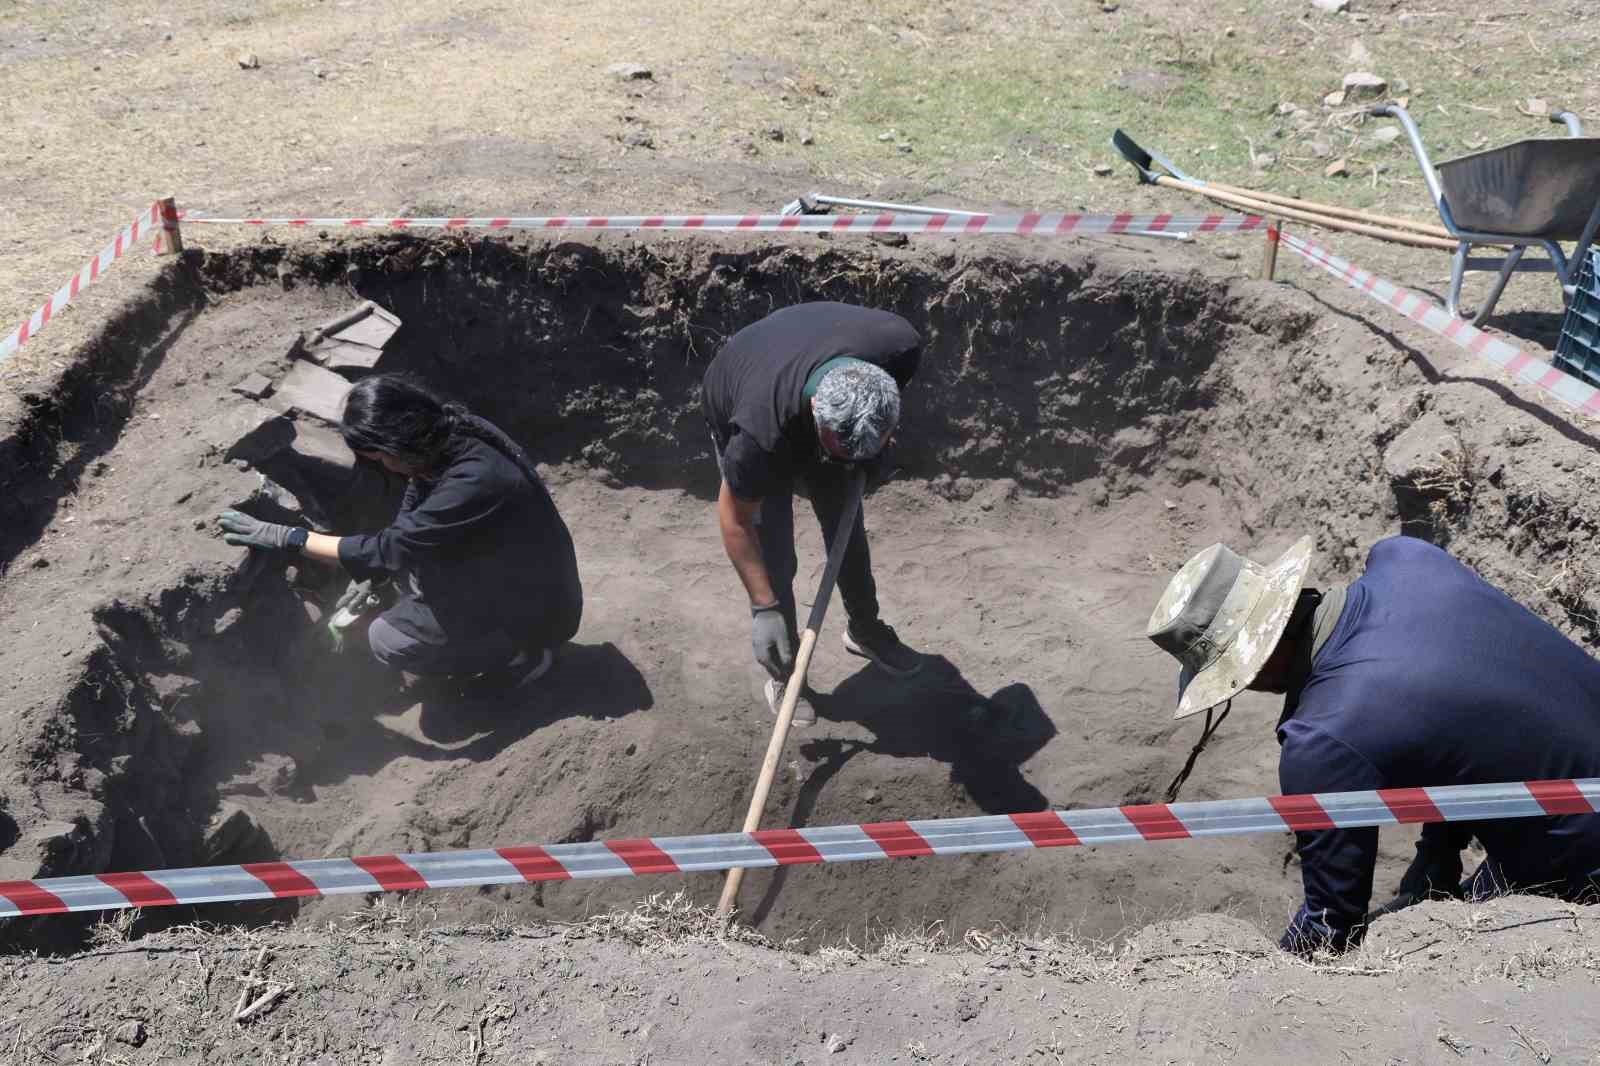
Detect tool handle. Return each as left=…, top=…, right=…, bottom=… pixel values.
left=717, top=468, right=866, bottom=918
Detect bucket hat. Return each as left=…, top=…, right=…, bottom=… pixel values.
left=1146, top=537, right=1313, bottom=719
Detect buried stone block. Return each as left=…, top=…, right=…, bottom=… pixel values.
left=196, top=404, right=296, bottom=465
left=300, top=300, right=401, bottom=373
left=269, top=360, right=353, bottom=425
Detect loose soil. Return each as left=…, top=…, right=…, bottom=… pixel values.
left=1, top=894, right=1595, bottom=1064
left=3, top=230, right=1600, bottom=963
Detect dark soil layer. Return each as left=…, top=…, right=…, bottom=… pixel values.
left=2, top=231, right=1598, bottom=954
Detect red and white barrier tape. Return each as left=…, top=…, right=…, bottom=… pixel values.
left=1, top=777, right=1593, bottom=917
left=0, top=203, right=163, bottom=367
left=181, top=211, right=1266, bottom=237
left=1280, top=232, right=1600, bottom=417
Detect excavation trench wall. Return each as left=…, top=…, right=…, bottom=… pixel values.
left=3, top=232, right=1598, bottom=952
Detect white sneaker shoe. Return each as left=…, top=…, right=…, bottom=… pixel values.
left=765, top=678, right=815, bottom=727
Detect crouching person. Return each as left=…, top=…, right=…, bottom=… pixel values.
left=218, top=374, right=582, bottom=689
left=1145, top=534, right=1600, bottom=956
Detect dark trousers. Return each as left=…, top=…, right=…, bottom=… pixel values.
left=753, top=469, right=881, bottom=645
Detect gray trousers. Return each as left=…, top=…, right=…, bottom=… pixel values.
left=367, top=597, right=520, bottom=677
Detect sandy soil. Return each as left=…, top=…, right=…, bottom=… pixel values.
left=1, top=894, right=1595, bottom=1065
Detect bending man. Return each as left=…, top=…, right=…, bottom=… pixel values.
left=218, top=374, right=582, bottom=688
left=1146, top=534, right=1600, bottom=954
left=703, top=302, right=924, bottom=723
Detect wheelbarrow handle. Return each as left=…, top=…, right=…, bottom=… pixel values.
left=1551, top=110, right=1585, bottom=137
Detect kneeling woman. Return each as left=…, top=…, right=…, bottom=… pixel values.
left=219, top=375, right=583, bottom=687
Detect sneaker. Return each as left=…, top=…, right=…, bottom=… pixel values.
left=470, top=647, right=554, bottom=695
left=842, top=619, right=923, bottom=678
left=765, top=678, right=816, bottom=727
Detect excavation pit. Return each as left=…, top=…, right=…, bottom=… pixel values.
left=4, top=230, right=1594, bottom=952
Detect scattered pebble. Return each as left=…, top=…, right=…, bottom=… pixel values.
left=1092, top=163, right=1113, bottom=176
left=798, top=131, right=815, bottom=146
left=606, top=62, right=652, bottom=81
left=236, top=51, right=259, bottom=70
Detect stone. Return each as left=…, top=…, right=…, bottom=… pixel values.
left=231, top=372, right=274, bottom=400
left=1369, top=125, right=1402, bottom=146
left=147, top=673, right=201, bottom=711
left=763, top=126, right=784, bottom=142
left=1092, top=163, right=1114, bottom=176
left=1310, top=0, right=1349, bottom=10
left=1324, top=89, right=1347, bottom=108
left=1341, top=71, right=1387, bottom=99
left=212, top=607, right=245, bottom=637
left=1383, top=411, right=1453, bottom=482
left=113, top=1021, right=147, bottom=1048
left=798, top=131, right=815, bottom=146
left=896, top=142, right=912, bottom=153
left=202, top=803, right=266, bottom=862
left=1325, top=158, right=1350, bottom=178
left=269, top=360, right=352, bottom=425
left=606, top=62, right=652, bottom=80
left=300, top=302, right=400, bottom=374
left=621, top=131, right=655, bottom=149
left=196, top=405, right=295, bottom=465
left=236, top=51, right=259, bottom=69
left=1309, top=137, right=1334, bottom=158
left=220, top=753, right=300, bottom=798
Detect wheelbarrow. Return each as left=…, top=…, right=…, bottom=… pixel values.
left=1375, top=102, right=1600, bottom=324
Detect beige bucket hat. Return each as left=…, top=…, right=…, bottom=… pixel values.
left=1146, top=536, right=1314, bottom=720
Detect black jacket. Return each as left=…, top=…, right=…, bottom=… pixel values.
left=339, top=431, right=582, bottom=645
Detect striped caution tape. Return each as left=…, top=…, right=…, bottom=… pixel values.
left=1280, top=231, right=1600, bottom=418
left=1, top=778, right=1594, bottom=918
left=1, top=203, right=163, bottom=368
left=180, top=211, right=1266, bottom=237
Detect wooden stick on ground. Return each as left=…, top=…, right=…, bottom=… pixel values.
left=1152, top=174, right=1463, bottom=251
left=717, top=466, right=867, bottom=919
left=1194, top=180, right=1452, bottom=240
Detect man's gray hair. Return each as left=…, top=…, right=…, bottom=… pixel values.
left=813, top=360, right=901, bottom=461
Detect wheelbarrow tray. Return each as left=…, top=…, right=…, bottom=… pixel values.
left=1436, top=137, right=1600, bottom=239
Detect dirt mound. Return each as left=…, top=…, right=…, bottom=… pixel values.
left=1, top=894, right=1594, bottom=1064
left=2, top=231, right=1599, bottom=954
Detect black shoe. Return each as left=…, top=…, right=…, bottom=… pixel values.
left=468, top=647, right=554, bottom=695
left=842, top=619, right=923, bottom=678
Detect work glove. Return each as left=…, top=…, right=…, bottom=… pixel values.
left=218, top=510, right=303, bottom=552
left=751, top=603, right=795, bottom=681
left=334, top=577, right=380, bottom=616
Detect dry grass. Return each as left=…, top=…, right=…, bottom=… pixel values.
left=3, top=0, right=1595, bottom=393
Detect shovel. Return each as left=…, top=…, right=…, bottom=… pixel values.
left=1110, top=129, right=1459, bottom=250
left=716, top=466, right=866, bottom=919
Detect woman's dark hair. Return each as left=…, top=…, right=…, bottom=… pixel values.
left=340, top=374, right=541, bottom=484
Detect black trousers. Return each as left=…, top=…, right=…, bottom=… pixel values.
left=716, top=442, right=880, bottom=645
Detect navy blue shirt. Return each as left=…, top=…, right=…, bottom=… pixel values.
left=1279, top=536, right=1600, bottom=951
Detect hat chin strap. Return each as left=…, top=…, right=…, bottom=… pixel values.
left=1163, top=700, right=1232, bottom=804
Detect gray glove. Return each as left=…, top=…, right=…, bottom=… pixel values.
left=218, top=510, right=303, bottom=551
left=334, top=578, right=377, bottom=615
left=751, top=603, right=795, bottom=681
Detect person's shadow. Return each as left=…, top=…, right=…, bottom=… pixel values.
left=385, top=642, right=655, bottom=760
left=747, top=655, right=1055, bottom=927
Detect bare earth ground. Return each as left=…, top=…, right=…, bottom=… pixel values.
left=4, top=0, right=1600, bottom=1061
left=2, top=895, right=1596, bottom=1065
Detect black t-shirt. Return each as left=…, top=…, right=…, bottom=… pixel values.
left=702, top=302, right=921, bottom=499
